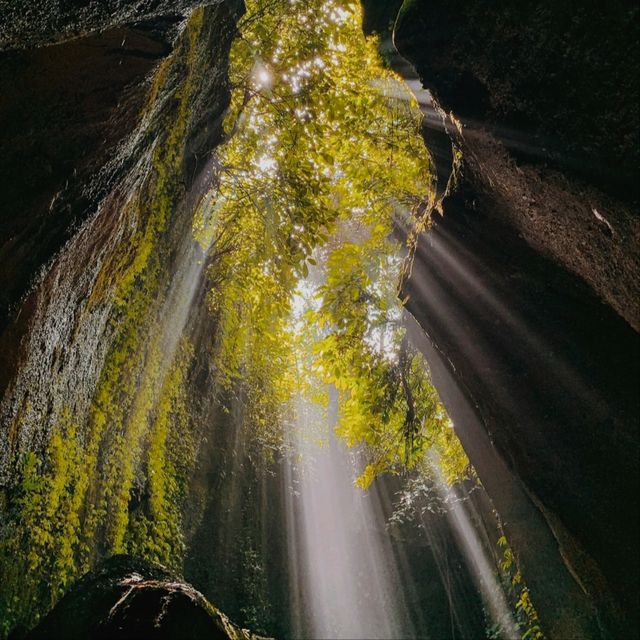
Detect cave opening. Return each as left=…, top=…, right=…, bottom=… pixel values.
left=0, top=1, right=637, bottom=639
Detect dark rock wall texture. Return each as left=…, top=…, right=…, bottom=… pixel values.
left=393, top=0, right=639, bottom=196
left=23, top=555, right=266, bottom=640
left=0, top=0, right=242, bottom=334
left=0, top=2, right=237, bottom=472
left=0, top=0, right=242, bottom=50
left=0, top=3, right=244, bottom=636
left=0, top=22, right=175, bottom=333
left=360, top=0, right=639, bottom=636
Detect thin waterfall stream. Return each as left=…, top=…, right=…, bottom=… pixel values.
left=285, top=391, right=413, bottom=639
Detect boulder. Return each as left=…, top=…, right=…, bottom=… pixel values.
left=23, top=555, right=268, bottom=640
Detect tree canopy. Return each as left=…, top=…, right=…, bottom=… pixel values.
left=195, top=0, right=469, bottom=486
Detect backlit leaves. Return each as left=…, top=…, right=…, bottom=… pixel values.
left=199, top=0, right=466, bottom=487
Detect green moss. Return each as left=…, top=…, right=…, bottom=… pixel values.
left=77, top=4, right=207, bottom=565
left=0, top=10, right=216, bottom=636
left=125, top=339, right=195, bottom=568
left=0, top=410, right=86, bottom=633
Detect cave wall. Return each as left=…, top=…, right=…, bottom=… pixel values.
left=0, top=3, right=242, bottom=634
left=0, top=0, right=241, bottom=50
left=360, top=0, right=639, bottom=636
left=0, top=0, right=242, bottom=336
left=0, top=21, right=175, bottom=335
left=0, top=0, right=638, bottom=637
left=0, top=0, right=239, bottom=458
left=0, top=3, right=237, bottom=476
left=403, top=217, right=637, bottom=638
left=392, top=0, right=639, bottom=197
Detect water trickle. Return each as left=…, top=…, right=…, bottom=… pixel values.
left=430, top=455, right=519, bottom=640
left=285, top=392, right=414, bottom=639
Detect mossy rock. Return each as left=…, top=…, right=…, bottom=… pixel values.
left=22, top=555, right=269, bottom=640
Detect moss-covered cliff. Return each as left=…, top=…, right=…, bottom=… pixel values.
left=0, top=4, right=241, bottom=635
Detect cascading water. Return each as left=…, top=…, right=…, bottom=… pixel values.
left=429, top=456, right=519, bottom=640
left=284, top=392, right=414, bottom=639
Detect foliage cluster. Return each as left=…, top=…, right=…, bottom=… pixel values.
left=305, top=227, right=469, bottom=487
left=497, top=534, right=545, bottom=640
left=195, top=0, right=463, bottom=488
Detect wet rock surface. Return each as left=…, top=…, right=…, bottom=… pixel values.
left=453, top=129, right=640, bottom=333
left=20, top=555, right=266, bottom=640
left=0, top=21, right=176, bottom=334
left=0, top=2, right=237, bottom=479
left=0, top=3, right=245, bottom=636
left=0, top=0, right=241, bottom=51
left=0, top=0, right=243, bottom=336
left=361, top=0, right=640, bottom=635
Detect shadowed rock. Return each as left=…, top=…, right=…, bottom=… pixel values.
left=22, top=555, right=268, bottom=640
left=360, top=0, right=640, bottom=635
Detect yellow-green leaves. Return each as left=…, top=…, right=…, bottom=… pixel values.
left=199, top=0, right=468, bottom=487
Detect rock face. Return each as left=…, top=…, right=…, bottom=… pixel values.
left=0, top=0, right=241, bottom=336
left=21, top=555, right=266, bottom=640
left=393, top=0, right=639, bottom=197
left=362, top=0, right=639, bottom=637
left=0, top=3, right=242, bottom=636
left=0, top=0, right=242, bottom=50
left=0, top=3, right=237, bottom=475
left=0, top=21, right=175, bottom=335
left=403, top=198, right=638, bottom=638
